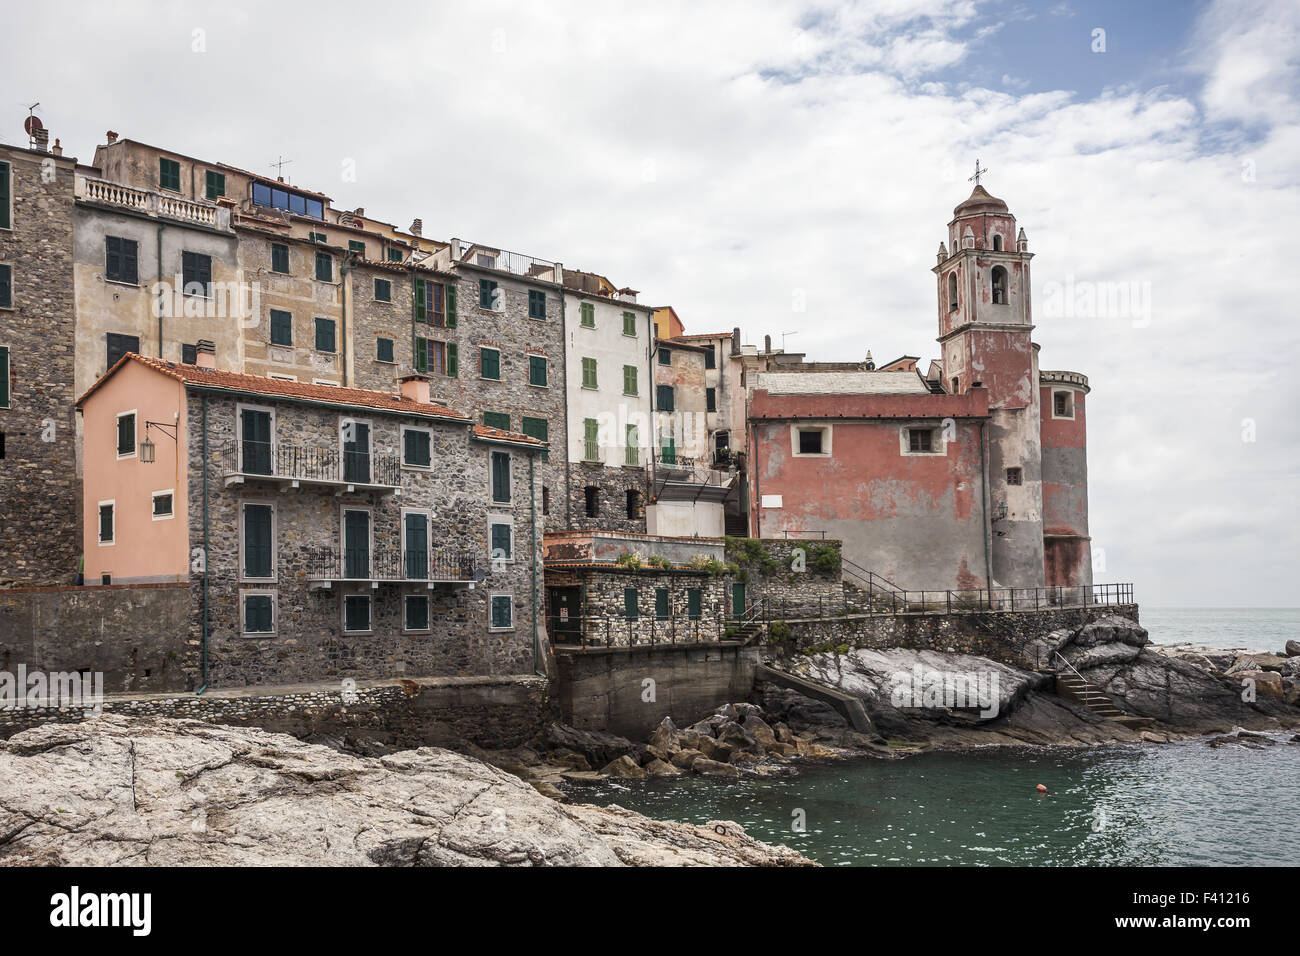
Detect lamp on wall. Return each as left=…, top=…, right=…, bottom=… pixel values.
left=140, top=421, right=178, bottom=463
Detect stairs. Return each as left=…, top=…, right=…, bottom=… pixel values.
left=1054, top=671, right=1154, bottom=729
left=730, top=620, right=765, bottom=644
left=756, top=664, right=877, bottom=734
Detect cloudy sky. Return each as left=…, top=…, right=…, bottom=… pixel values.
left=4, top=0, right=1297, bottom=606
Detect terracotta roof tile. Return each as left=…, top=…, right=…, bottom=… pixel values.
left=471, top=424, right=547, bottom=447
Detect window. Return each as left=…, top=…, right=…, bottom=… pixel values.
left=484, top=412, right=510, bottom=430
left=655, top=588, right=669, bottom=620
left=376, top=337, right=394, bottom=363
left=308, top=231, right=327, bottom=244
left=105, top=333, right=139, bottom=372
left=414, top=278, right=451, bottom=326
left=706, top=387, right=717, bottom=412
left=104, top=236, right=139, bottom=284
left=704, top=344, right=716, bottom=369
left=405, top=595, right=430, bottom=632
left=528, top=354, right=548, bottom=387
left=239, top=406, right=273, bottom=474
left=98, top=501, right=114, bottom=545
left=580, top=302, right=594, bottom=327
left=490, top=520, right=513, bottom=561
left=0, top=345, right=9, bottom=408
left=623, top=311, right=637, bottom=336
left=479, top=278, right=499, bottom=310
left=625, top=424, right=639, bottom=465
left=159, top=157, right=181, bottom=192
left=542, top=486, right=550, bottom=516
left=242, top=503, right=275, bottom=580
left=715, top=430, right=730, bottom=452
left=116, top=411, right=136, bottom=458
left=269, top=309, right=293, bottom=347
left=181, top=251, right=212, bottom=298
left=656, top=384, right=674, bottom=411
left=797, top=429, right=822, bottom=455
left=242, top=593, right=274, bottom=634
left=342, top=508, right=371, bottom=577
left=343, top=594, right=372, bottom=633
left=658, top=348, right=671, bottom=365
left=626, top=489, right=641, bottom=519
left=253, top=182, right=323, bottom=219
left=415, top=338, right=456, bottom=377
left=583, top=418, right=599, bottom=462
left=314, top=317, right=336, bottom=352
left=948, top=271, right=959, bottom=312
left=348, top=240, right=366, bottom=256
left=0, top=160, right=9, bottom=229
left=521, top=417, right=548, bottom=461
left=403, top=511, right=429, bottom=578
left=479, top=347, right=501, bottom=380
left=1053, top=391, right=1074, bottom=419
left=581, top=357, right=597, bottom=389
left=0, top=264, right=10, bottom=309
left=388, top=248, right=404, bottom=262
left=1006, top=467, right=1023, bottom=486
left=687, top=588, right=702, bottom=620
left=908, top=428, right=933, bottom=453
left=661, top=436, right=676, bottom=465
left=271, top=243, right=290, bottom=274
left=315, top=252, right=333, bottom=282
left=491, top=450, right=511, bottom=503
left=205, top=170, right=225, bottom=201
left=992, top=234, right=1003, bottom=251
left=622, top=365, right=638, bottom=396
left=623, top=588, right=638, bottom=621
left=528, top=289, right=546, bottom=319
left=341, top=420, right=371, bottom=483
left=374, top=278, right=391, bottom=302
left=490, top=594, right=514, bottom=630
left=402, top=426, right=431, bottom=468
left=585, top=486, right=599, bottom=517
left=152, top=490, right=174, bottom=519
left=991, top=266, right=1007, bottom=305
left=951, top=377, right=959, bottom=394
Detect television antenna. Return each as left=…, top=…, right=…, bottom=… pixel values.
left=270, top=155, right=293, bottom=181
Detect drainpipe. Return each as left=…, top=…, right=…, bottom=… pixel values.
left=197, top=394, right=210, bottom=694
left=979, top=419, right=992, bottom=591
left=340, top=254, right=354, bottom=387
left=156, top=224, right=165, bottom=357
left=531, top=452, right=545, bottom=677
left=559, top=288, right=571, bottom=530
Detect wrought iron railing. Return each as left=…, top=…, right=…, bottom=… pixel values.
left=309, top=546, right=476, bottom=582
left=220, top=440, right=401, bottom=487
left=653, top=455, right=731, bottom=487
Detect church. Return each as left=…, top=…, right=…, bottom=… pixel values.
left=745, top=176, right=1092, bottom=591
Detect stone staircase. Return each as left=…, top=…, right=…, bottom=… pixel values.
left=1053, top=669, right=1154, bottom=729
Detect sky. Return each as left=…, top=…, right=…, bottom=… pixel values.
left=2, top=0, right=1297, bottom=606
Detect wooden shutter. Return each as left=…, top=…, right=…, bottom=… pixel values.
left=0, top=162, right=9, bottom=229
left=123, top=239, right=138, bottom=284
left=413, top=278, right=426, bottom=323
left=491, top=451, right=511, bottom=502
left=414, top=337, right=428, bottom=373
left=447, top=342, right=458, bottom=377
left=624, top=588, right=638, bottom=621
left=446, top=284, right=458, bottom=327
left=623, top=365, right=636, bottom=395
left=0, top=346, right=8, bottom=408
left=105, top=236, right=121, bottom=280
left=688, top=588, right=702, bottom=620
left=481, top=348, right=500, bottom=379
left=655, top=588, right=669, bottom=620
left=243, top=504, right=273, bottom=578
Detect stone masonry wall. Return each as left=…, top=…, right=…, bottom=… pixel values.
left=727, top=538, right=844, bottom=617
left=566, top=459, right=649, bottom=534
left=549, top=567, right=729, bottom=647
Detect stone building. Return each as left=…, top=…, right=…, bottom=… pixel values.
left=560, top=268, right=655, bottom=535
left=746, top=182, right=1092, bottom=592
left=0, top=137, right=81, bottom=586
left=74, top=351, right=548, bottom=687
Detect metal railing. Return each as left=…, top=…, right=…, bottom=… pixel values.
left=220, top=440, right=401, bottom=488
left=450, top=239, right=561, bottom=282
left=309, top=546, right=476, bottom=582
left=836, top=579, right=1135, bottom=617
left=653, top=455, right=732, bottom=487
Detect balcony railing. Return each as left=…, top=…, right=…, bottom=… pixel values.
left=76, top=176, right=230, bottom=230
left=308, top=547, right=477, bottom=585
left=219, top=440, right=401, bottom=491
left=653, top=455, right=732, bottom=487
left=449, top=239, right=561, bottom=282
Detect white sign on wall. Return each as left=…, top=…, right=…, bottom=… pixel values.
left=760, top=494, right=783, bottom=509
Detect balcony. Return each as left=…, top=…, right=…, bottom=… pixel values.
left=653, top=454, right=735, bottom=503
left=76, top=175, right=231, bottom=230
left=219, top=440, right=401, bottom=496
left=307, top=547, right=478, bottom=589
left=448, top=239, right=562, bottom=283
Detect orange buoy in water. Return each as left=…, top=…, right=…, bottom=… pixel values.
left=1036, top=784, right=1048, bottom=792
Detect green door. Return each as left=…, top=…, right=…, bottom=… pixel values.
left=731, top=582, right=746, bottom=618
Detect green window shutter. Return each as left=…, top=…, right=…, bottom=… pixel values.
left=491, top=522, right=512, bottom=559
left=271, top=243, right=289, bottom=273
left=0, top=162, right=10, bottom=229
left=688, top=588, right=702, bottom=620
left=404, top=428, right=431, bottom=467
left=446, top=284, right=458, bottom=327
left=405, top=595, right=430, bottom=630
left=491, top=451, right=511, bottom=502
left=655, top=588, right=669, bottom=620
left=706, top=387, right=717, bottom=412
left=521, top=417, right=548, bottom=443
left=623, top=311, right=636, bottom=335
left=413, top=278, right=426, bottom=323
left=625, top=424, right=638, bottom=465
left=349, top=240, right=366, bottom=255
left=481, top=347, right=500, bottom=380
left=657, top=384, right=674, bottom=412
left=243, top=504, right=273, bottom=578
left=583, top=418, right=599, bottom=461
left=446, top=342, right=458, bottom=377
left=491, top=595, right=513, bottom=629
left=315, top=318, right=336, bottom=352
left=205, top=171, right=225, bottom=200
left=484, top=412, right=510, bottom=431
left=623, top=365, right=637, bottom=395
left=658, top=348, right=671, bottom=365
left=624, top=588, right=639, bottom=621
left=662, top=436, right=676, bottom=465
left=529, top=289, right=546, bottom=319
left=388, top=248, right=404, bottom=262
left=0, top=346, right=10, bottom=408
left=159, top=158, right=180, bottom=191
left=529, top=355, right=547, bottom=387
left=377, top=337, right=394, bottom=362
left=270, top=310, right=292, bottom=346
left=244, top=594, right=273, bottom=633
left=414, top=337, right=428, bottom=373
left=582, top=357, right=597, bottom=389
left=374, top=278, right=391, bottom=301
left=315, top=252, right=332, bottom=282
left=116, top=412, right=135, bottom=456
left=0, top=264, right=9, bottom=309
left=99, top=504, right=113, bottom=542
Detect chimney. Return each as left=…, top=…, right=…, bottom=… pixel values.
left=764, top=334, right=772, bottom=353
left=399, top=374, right=430, bottom=405
left=105, top=130, right=118, bottom=145
left=195, top=339, right=217, bottom=370
left=32, top=126, right=49, bottom=152
left=51, top=138, right=63, bottom=157
left=409, top=218, right=423, bottom=237
left=354, top=207, right=365, bottom=217
left=731, top=327, right=741, bottom=356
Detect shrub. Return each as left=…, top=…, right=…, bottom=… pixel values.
left=809, top=545, right=841, bottom=576
left=615, top=550, right=643, bottom=569
left=646, top=555, right=673, bottom=569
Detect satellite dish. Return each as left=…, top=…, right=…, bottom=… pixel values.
left=23, top=115, right=44, bottom=136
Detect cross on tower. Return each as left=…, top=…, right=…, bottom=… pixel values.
left=969, top=159, right=988, bottom=187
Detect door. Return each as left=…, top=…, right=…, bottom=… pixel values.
left=404, top=512, right=428, bottom=579
left=344, top=510, right=370, bottom=578
left=731, top=582, right=746, bottom=619
left=549, top=587, right=582, bottom=644
left=343, top=421, right=371, bottom=483
left=241, top=408, right=272, bottom=475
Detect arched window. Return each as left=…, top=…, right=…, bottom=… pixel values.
left=992, top=234, right=1003, bottom=251
left=991, top=266, right=1007, bottom=305
left=947, top=271, right=959, bottom=312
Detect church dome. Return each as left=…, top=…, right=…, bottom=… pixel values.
left=953, top=184, right=1009, bottom=217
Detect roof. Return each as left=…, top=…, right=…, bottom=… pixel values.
left=77, top=353, right=472, bottom=421
left=752, top=371, right=930, bottom=396
left=471, top=424, right=548, bottom=448
left=953, top=184, right=1009, bottom=218
left=674, top=332, right=731, bottom=341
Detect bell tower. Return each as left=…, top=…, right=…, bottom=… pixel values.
left=932, top=166, right=1045, bottom=588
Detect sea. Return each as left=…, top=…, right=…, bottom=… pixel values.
left=578, top=608, right=1300, bottom=866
